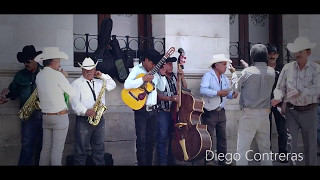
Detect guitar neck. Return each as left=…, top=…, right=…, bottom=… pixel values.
left=147, top=47, right=175, bottom=75
left=148, top=57, right=166, bottom=75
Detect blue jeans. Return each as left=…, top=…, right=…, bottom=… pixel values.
left=317, top=105, right=320, bottom=145
left=18, top=110, right=43, bottom=166
left=156, top=111, right=175, bottom=165
left=74, top=116, right=105, bottom=166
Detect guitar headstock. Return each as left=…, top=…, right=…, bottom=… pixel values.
left=164, top=47, right=175, bottom=59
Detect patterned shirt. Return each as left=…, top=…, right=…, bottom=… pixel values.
left=158, top=73, right=177, bottom=111
left=273, top=60, right=320, bottom=106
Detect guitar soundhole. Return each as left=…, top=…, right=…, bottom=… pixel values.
left=138, top=92, right=146, bottom=100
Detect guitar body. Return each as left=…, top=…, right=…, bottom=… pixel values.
left=121, top=47, right=175, bottom=110
left=121, top=73, right=154, bottom=110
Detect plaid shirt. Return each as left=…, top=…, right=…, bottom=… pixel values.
left=273, top=60, right=320, bottom=106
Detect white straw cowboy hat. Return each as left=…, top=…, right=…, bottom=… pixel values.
left=209, top=54, right=232, bottom=68
left=287, top=37, right=316, bottom=53
left=35, top=47, right=68, bottom=62
left=78, top=57, right=98, bottom=70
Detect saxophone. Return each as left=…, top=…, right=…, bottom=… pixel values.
left=88, top=79, right=107, bottom=126
left=19, top=88, right=40, bottom=121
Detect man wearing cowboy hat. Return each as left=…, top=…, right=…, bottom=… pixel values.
left=35, top=47, right=75, bottom=166
left=69, top=57, right=116, bottom=166
left=231, top=44, right=275, bottom=166
left=123, top=48, right=167, bottom=166
left=0, top=45, right=43, bottom=166
left=200, top=54, right=238, bottom=166
left=271, top=37, right=320, bottom=165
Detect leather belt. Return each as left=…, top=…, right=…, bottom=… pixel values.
left=287, top=103, right=317, bottom=112
left=43, top=110, right=68, bottom=116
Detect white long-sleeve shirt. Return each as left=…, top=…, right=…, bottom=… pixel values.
left=70, top=73, right=116, bottom=116
left=124, top=63, right=167, bottom=106
left=36, top=67, right=75, bottom=113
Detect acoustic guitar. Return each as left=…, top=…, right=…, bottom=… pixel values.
left=121, top=47, right=175, bottom=110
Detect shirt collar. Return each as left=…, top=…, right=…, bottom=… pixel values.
left=80, top=75, right=95, bottom=83
left=294, top=59, right=310, bottom=69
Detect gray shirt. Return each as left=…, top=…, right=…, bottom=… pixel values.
left=231, top=62, right=275, bottom=109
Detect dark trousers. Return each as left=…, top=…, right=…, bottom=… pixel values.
left=134, top=108, right=158, bottom=166
left=156, top=111, right=175, bottom=166
left=74, top=116, right=105, bottom=166
left=202, top=109, right=227, bottom=165
left=317, top=105, right=320, bottom=145
left=18, top=109, right=43, bottom=166
left=269, top=106, right=288, bottom=154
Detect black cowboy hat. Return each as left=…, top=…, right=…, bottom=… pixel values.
left=17, top=45, right=42, bottom=63
left=143, top=48, right=162, bottom=64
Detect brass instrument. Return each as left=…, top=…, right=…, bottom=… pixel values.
left=19, top=88, right=40, bottom=121
left=88, top=79, right=107, bottom=126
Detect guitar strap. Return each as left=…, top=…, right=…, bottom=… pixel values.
left=86, top=81, right=97, bottom=101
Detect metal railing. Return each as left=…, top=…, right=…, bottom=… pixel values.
left=230, top=41, right=295, bottom=68
left=73, top=33, right=166, bottom=54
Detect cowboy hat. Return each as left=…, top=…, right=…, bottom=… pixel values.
left=143, top=48, right=162, bottom=64
left=78, top=57, right=98, bottom=70
left=209, top=54, right=232, bottom=68
left=35, top=47, right=68, bottom=62
left=17, top=45, right=42, bottom=63
left=287, top=37, right=316, bottom=53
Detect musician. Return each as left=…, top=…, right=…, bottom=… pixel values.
left=70, top=57, right=116, bottom=166
left=200, top=54, right=238, bottom=166
left=271, top=37, right=320, bottom=165
left=123, top=48, right=167, bottom=166
left=266, top=45, right=289, bottom=163
left=231, top=44, right=275, bottom=166
left=35, top=47, right=75, bottom=165
left=0, top=45, right=43, bottom=165
left=156, top=57, right=187, bottom=166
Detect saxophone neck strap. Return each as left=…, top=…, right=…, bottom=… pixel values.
left=86, top=81, right=96, bottom=101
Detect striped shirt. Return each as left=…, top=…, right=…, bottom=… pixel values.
left=157, top=73, right=177, bottom=111
left=273, top=60, right=320, bottom=106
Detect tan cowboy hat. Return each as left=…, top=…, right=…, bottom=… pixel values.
left=287, top=37, right=316, bottom=53
left=78, top=57, right=98, bottom=70
left=209, top=54, right=232, bottom=68
left=35, top=47, right=68, bottom=62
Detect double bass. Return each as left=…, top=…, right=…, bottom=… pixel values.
left=171, top=48, right=212, bottom=162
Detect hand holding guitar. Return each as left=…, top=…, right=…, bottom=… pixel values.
left=142, top=74, right=154, bottom=83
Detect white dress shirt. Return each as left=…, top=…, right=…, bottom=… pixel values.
left=124, top=63, right=167, bottom=106
left=36, top=67, right=75, bottom=113
left=70, top=73, right=116, bottom=116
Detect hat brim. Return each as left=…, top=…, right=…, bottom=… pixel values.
left=35, top=52, right=68, bottom=62
left=78, top=61, right=98, bottom=70
left=17, top=51, right=42, bottom=63
left=287, top=42, right=316, bottom=53
left=209, top=59, right=232, bottom=68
